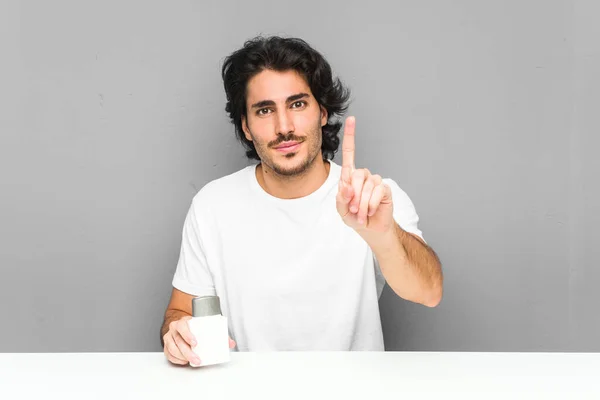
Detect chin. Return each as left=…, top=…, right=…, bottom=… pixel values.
left=271, top=154, right=312, bottom=176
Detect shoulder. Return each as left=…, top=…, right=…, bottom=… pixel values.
left=190, top=165, right=254, bottom=209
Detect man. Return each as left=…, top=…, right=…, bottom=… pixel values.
left=161, top=36, right=442, bottom=365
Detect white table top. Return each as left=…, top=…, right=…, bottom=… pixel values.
left=1, top=352, right=598, bottom=399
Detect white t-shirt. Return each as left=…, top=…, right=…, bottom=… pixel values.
left=172, top=160, right=424, bottom=351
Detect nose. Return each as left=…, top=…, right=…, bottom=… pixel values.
left=275, top=109, right=295, bottom=136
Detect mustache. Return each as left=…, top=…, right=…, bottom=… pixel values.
left=268, top=134, right=306, bottom=148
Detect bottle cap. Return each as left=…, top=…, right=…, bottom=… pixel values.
left=192, top=295, right=222, bottom=317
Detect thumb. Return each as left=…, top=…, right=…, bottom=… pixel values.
left=229, top=337, right=236, bottom=349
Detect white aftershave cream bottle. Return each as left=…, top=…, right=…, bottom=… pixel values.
left=188, top=295, right=231, bottom=367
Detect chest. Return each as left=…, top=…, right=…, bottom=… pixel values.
left=210, top=204, right=372, bottom=299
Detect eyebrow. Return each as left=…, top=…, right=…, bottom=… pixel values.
left=250, top=93, right=310, bottom=109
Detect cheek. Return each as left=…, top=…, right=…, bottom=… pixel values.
left=296, top=111, right=321, bottom=131
left=247, top=118, right=273, bottom=142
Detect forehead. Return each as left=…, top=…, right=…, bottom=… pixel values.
left=246, top=69, right=312, bottom=103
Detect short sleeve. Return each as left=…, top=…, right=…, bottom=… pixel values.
left=171, top=200, right=216, bottom=297
left=384, top=178, right=425, bottom=242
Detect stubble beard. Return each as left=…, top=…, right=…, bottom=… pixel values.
left=254, top=122, right=323, bottom=178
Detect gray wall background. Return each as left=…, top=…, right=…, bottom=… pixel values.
left=1, top=0, right=598, bottom=352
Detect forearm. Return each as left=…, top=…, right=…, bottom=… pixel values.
left=160, top=309, right=191, bottom=348
left=366, top=224, right=443, bottom=307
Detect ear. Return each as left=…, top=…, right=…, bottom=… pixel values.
left=320, top=106, right=328, bottom=127
left=242, top=115, right=252, bottom=141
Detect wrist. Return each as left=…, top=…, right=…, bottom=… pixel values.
left=362, top=223, right=402, bottom=256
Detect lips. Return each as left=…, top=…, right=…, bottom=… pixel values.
left=274, top=141, right=302, bottom=153
left=275, top=141, right=300, bottom=149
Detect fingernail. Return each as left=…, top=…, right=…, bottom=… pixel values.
left=351, top=206, right=357, bottom=213
left=191, top=340, right=197, bottom=347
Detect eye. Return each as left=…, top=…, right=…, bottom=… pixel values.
left=256, top=108, right=273, bottom=116
left=291, top=101, right=307, bottom=109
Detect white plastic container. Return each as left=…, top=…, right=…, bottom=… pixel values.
left=188, top=295, right=231, bottom=367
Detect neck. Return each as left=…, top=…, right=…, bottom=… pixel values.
left=256, top=157, right=330, bottom=200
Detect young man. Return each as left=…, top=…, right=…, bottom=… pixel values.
left=161, top=36, right=442, bottom=365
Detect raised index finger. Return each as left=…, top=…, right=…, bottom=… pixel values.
left=342, top=116, right=356, bottom=174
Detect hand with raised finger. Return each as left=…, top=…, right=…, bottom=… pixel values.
left=336, top=116, right=395, bottom=235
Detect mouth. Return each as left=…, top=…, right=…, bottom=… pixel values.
left=273, top=141, right=302, bottom=153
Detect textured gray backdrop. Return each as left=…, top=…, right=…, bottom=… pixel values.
left=1, top=0, right=598, bottom=352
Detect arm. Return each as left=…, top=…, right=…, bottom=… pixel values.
left=335, top=116, right=443, bottom=307
left=160, top=288, right=194, bottom=348
left=162, top=197, right=212, bottom=352
left=162, top=196, right=235, bottom=365
left=365, top=224, right=443, bottom=307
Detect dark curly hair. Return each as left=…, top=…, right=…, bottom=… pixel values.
left=221, top=36, right=351, bottom=161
